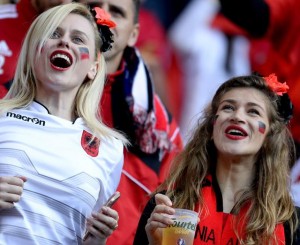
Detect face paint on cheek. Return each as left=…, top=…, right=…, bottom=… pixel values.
left=258, top=121, right=266, bottom=134
left=79, top=47, right=90, bottom=60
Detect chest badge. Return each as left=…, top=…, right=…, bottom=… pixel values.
left=81, top=130, right=100, bottom=157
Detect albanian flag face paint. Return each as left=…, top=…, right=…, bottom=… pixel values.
left=79, top=47, right=90, bottom=60
left=258, top=121, right=266, bottom=134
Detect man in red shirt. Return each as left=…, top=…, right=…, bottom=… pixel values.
left=78, top=0, right=183, bottom=244
left=0, top=0, right=71, bottom=97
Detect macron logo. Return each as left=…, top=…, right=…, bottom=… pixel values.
left=6, top=112, right=46, bottom=126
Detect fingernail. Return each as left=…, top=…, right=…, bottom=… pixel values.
left=91, top=212, right=98, bottom=217
left=168, top=219, right=175, bottom=225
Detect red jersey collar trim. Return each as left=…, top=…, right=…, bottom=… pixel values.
left=106, top=60, right=126, bottom=85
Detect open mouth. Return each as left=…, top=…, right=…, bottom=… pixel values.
left=225, top=125, right=248, bottom=138
left=226, top=129, right=247, bottom=136
left=50, top=51, right=73, bottom=70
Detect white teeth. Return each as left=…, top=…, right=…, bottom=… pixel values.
left=51, top=53, right=71, bottom=64
left=228, top=129, right=244, bottom=135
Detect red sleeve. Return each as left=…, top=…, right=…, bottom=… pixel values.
left=0, top=0, right=37, bottom=85
left=17, top=0, right=38, bottom=26
left=0, top=85, right=8, bottom=98
left=265, top=0, right=294, bottom=34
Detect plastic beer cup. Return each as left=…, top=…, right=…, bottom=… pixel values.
left=162, top=208, right=198, bottom=245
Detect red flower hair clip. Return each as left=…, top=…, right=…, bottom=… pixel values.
left=263, top=73, right=289, bottom=96
left=94, top=7, right=116, bottom=28
left=89, top=6, right=115, bottom=52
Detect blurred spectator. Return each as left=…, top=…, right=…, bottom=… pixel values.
left=169, top=0, right=251, bottom=143
left=136, top=7, right=183, bottom=121
left=140, top=0, right=189, bottom=120
left=218, top=0, right=300, bottom=155
left=0, top=0, right=71, bottom=97
left=142, top=0, right=191, bottom=30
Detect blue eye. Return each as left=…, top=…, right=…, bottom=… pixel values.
left=50, top=30, right=60, bottom=39
left=73, top=36, right=84, bottom=44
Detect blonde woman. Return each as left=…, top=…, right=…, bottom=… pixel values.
left=0, top=3, right=127, bottom=244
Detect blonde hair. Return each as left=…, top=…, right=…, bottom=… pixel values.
left=158, top=75, right=297, bottom=244
left=0, top=3, right=127, bottom=143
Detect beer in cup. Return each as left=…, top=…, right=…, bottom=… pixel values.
left=162, top=208, right=198, bottom=245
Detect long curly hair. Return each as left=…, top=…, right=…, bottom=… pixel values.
left=158, top=74, right=297, bottom=244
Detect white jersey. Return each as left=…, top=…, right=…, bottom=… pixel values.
left=0, top=101, right=124, bottom=245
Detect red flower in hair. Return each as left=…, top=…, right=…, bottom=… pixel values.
left=263, top=73, right=289, bottom=96
left=94, top=7, right=116, bottom=28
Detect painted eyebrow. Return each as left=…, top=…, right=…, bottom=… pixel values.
left=220, top=99, right=265, bottom=111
